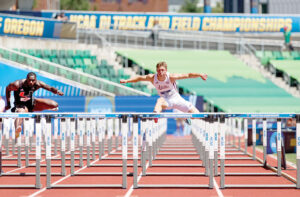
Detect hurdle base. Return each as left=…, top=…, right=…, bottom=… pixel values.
left=137, top=184, right=210, bottom=188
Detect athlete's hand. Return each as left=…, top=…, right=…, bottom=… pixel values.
left=57, top=90, right=64, bottom=96
left=120, top=79, right=127, bottom=84
left=200, top=74, right=207, bottom=81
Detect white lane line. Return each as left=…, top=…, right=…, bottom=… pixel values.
left=255, top=147, right=297, bottom=169
left=29, top=150, right=116, bottom=197
left=124, top=162, right=149, bottom=197
left=213, top=178, right=224, bottom=197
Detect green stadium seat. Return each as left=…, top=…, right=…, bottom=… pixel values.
left=75, top=50, right=84, bottom=58
left=20, top=49, right=28, bottom=54
left=281, top=51, right=292, bottom=60
left=83, top=58, right=96, bottom=68
left=272, top=51, right=284, bottom=60
left=51, top=49, right=58, bottom=58
left=80, top=76, right=88, bottom=84
left=28, top=49, right=35, bottom=57
left=17, top=55, right=25, bottom=63
left=291, top=51, right=300, bottom=60
left=67, top=50, right=75, bottom=58
left=59, top=58, right=67, bottom=66
left=83, top=50, right=91, bottom=58
left=66, top=58, right=75, bottom=68
left=100, top=59, right=108, bottom=66
left=50, top=57, right=59, bottom=65
left=91, top=56, right=98, bottom=65
left=43, top=49, right=52, bottom=58
left=57, top=50, right=66, bottom=58
left=35, top=49, right=43, bottom=58
left=75, top=58, right=86, bottom=70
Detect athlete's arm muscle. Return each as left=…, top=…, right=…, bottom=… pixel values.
left=120, top=74, right=154, bottom=83
left=39, top=81, right=64, bottom=96
left=170, top=73, right=207, bottom=81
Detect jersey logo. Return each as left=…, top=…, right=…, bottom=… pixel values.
left=19, top=91, right=31, bottom=102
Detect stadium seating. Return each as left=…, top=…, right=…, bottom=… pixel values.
left=255, top=50, right=300, bottom=66
left=269, top=60, right=300, bottom=87
left=116, top=49, right=300, bottom=112
left=0, top=48, right=148, bottom=92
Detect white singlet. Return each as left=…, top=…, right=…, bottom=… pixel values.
left=153, top=72, right=193, bottom=112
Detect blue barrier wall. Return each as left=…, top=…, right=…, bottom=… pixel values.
left=0, top=13, right=76, bottom=39
left=41, top=11, right=300, bottom=33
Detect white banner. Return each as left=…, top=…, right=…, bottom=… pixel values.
left=107, top=119, right=113, bottom=139
left=277, top=120, right=281, bottom=152
left=244, top=119, right=248, bottom=140
left=263, top=119, right=267, bottom=147
left=115, top=119, right=119, bottom=137
left=25, top=119, right=29, bottom=146
left=71, top=120, right=75, bottom=151
left=91, top=119, right=96, bottom=143
left=86, top=119, right=91, bottom=146
left=122, top=121, right=128, bottom=160
left=36, top=123, right=41, bottom=159
left=54, top=119, right=58, bottom=140
left=79, top=120, right=83, bottom=146
left=46, top=123, right=51, bottom=159
left=61, top=120, right=66, bottom=152
left=252, top=119, right=256, bottom=146
left=220, top=123, right=225, bottom=160
left=133, top=122, right=138, bottom=159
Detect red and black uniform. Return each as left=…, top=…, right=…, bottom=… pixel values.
left=12, top=80, right=38, bottom=112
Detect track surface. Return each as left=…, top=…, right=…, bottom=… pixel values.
left=0, top=135, right=299, bottom=197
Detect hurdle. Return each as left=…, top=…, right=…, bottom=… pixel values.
left=134, top=114, right=213, bottom=189
left=49, top=114, right=128, bottom=189
left=0, top=114, right=41, bottom=188
left=220, top=113, right=299, bottom=189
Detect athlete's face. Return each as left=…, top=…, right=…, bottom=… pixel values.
left=26, top=76, right=37, bottom=87
left=156, top=66, right=167, bottom=77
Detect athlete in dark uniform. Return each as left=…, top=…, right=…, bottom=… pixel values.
left=5, top=72, right=64, bottom=139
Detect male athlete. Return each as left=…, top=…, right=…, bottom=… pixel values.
left=5, top=72, right=64, bottom=139
left=120, top=61, right=207, bottom=119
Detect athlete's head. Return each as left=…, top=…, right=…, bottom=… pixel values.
left=26, top=72, right=37, bottom=87
left=156, top=61, right=167, bottom=77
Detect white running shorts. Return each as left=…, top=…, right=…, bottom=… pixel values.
left=163, top=94, right=193, bottom=113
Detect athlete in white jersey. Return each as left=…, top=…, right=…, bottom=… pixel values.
left=120, top=61, right=207, bottom=114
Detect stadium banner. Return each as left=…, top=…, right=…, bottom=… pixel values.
left=0, top=13, right=77, bottom=39
left=41, top=11, right=300, bottom=33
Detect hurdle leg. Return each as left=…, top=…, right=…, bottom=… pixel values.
left=17, top=143, right=21, bottom=168
left=5, top=137, right=9, bottom=155
left=142, top=149, right=146, bottom=176
left=214, top=150, right=218, bottom=176
left=209, top=158, right=214, bottom=188
left=35, top=115, right=42, bottom=189
left=80, top=145, right=83, bottom=167
left=61, top=151, right=66, bottom=176
left=92, top=141, right=95, bottom=160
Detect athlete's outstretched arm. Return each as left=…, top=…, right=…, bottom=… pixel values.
left=170, top=73, right=207, bottom=81
left=39, top=81, right=64, bottom=96
left=120, top=74, right=153, bottom=83
left=5, top=81, right=20, bottom=110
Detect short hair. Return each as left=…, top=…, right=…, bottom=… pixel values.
left=156, top=61, right=167, bottom=69
left=27, top=72, right=36, bottom=79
